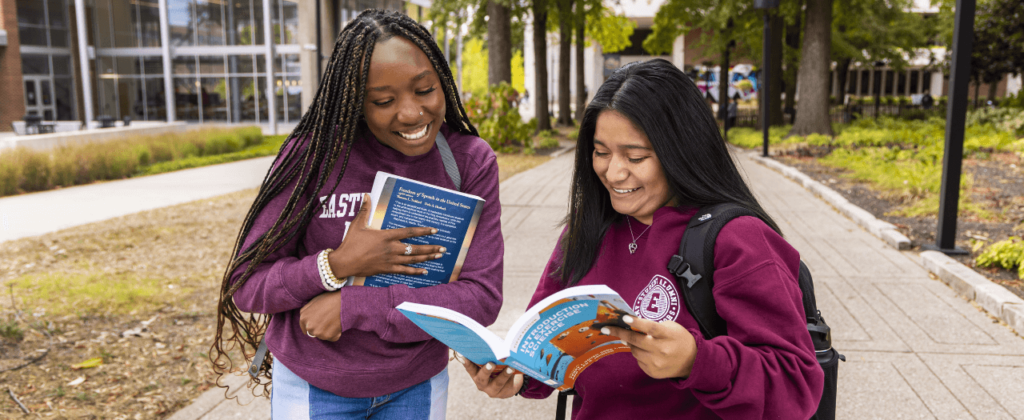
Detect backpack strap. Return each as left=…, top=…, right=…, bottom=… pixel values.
left=667, top=203, right=759, bottom=339
left=435, top=131, right=461, bottom=191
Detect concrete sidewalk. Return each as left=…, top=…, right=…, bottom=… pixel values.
left=0, top=157, right=274, bottom=243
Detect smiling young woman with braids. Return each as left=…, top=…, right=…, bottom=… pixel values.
left=210, top=10, right=503, bottom=419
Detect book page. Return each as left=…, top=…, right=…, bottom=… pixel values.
left=352, top=172, right=485, bottom=288
left=397, top=302, right=509, bottom=365
left=504, top=285, right=635, bottom=390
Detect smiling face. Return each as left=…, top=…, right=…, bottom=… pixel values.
left=592, top=110, right=674, bottom=225
left=363, top=36, right=445, bottom=156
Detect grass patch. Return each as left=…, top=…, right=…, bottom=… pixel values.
left=1, top=317, right=24, bottom=340
left=726, top=117, right=1023, bottom=220
left=496, top=154, right=551, bottom=183
left=10, top=271, right=192, bottom=316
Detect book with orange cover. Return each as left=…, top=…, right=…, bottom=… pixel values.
left=397, top=285, right=635, bottom=391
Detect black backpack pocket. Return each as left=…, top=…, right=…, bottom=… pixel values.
left=811, top=347, right=844, bottom=420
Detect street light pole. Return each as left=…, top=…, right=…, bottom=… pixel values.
left=925, top=0, right=976, bottom=255
left=755, top=0, right=779, bottom=157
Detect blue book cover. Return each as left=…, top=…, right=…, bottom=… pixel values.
left=349, top=171, right=484, bottom=288
left=397, top=285, right=635, bottom=391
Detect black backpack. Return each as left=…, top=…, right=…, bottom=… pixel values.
left=666, top=203, right=844, bottom=420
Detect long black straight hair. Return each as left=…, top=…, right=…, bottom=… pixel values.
left=210, top=9, right=477, bottom=394
left=557, top=59, right=780, bottom=287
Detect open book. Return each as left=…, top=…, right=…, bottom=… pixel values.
left=397, top=285, right=635, bottom=391
left=348, top=171, right=485, bottom=289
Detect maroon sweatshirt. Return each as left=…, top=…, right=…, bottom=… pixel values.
left=521, top=206, right=824, bottom=419
left=231, top=124, right=504, bottom=397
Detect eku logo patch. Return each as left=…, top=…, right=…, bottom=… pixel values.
left=632, top=275, right=680, bottom=323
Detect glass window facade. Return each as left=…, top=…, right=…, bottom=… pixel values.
left=16, top=0, right=70, bottom=47
left=14, top=0, right=414, bottom=125
left=18, top=0, right=76, bottom=121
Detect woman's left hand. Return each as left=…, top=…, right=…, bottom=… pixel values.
left=602, top=315, right=697, bottom=379
left=299, top=291, right=342, bottom=341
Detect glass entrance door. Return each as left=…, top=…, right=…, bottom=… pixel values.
left=24, top=76, right=57, bottom=120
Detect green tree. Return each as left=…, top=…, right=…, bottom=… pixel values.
left=970, top=0, right=1024, bottom=102
left=645, top=0, right=799, bottom=127
left=830, top=0, right=929, bottom=107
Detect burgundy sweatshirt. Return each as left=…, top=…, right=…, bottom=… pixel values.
left=521, top=206, right=824, bottom=419
left=231, top=124, right=504, bottom=397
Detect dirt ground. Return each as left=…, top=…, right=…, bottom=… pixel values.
left=775, top=151, right=1024, bottom=299
left=0, top=190, right=253, bottom=419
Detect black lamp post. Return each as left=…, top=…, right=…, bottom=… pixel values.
left=924, top=0, right=976, bottom=255
left=873, top=61, right=884, bottom=119
left=754, top=0, right=779, bottom=157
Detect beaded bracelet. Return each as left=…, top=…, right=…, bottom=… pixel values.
left=317, top=248, right=345, bottom=291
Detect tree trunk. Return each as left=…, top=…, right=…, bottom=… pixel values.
left=789, top=0, right=834, bottom=137
left=487, top=0, right=512, bottom=86
left=533, top=0, right=551, bottom=132
left=769, top=13, right=784, bottom=126
left=575, top=6, right=586, bottom=122
left=784, top=11, right=801, bottom=122
left=557, top=0, right=574, bottom=126
left=987, top=79, right=998, bottom=102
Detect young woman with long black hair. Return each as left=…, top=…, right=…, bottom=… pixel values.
left=463, top=59, right=823, bottom=418
left=211, top=10, right=503, bottom=419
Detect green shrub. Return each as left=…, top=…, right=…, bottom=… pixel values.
left=20, top=151, right=51, bottom=192
left=236, top=127, right=264, bottom=147
left=0, top=157, right=20, bottom=195
left=465, top=83, right=533, bottom=153
left=0, top=126, right=268, bottom=197
left=1002, top=91, right=1024, bottom=109
left=725, top=126, right=791, bottom=149
left=977, top=237, right=1024, bottom=279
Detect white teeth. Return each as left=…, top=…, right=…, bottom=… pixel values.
left=613, top=187, right=640, bottom=194
left=397, top=124, right=429, bottom=140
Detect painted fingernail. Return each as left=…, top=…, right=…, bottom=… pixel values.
left=422, top=269, right=429, bottom=275
left=435, top=253, right=443, bottom=259
left=506, top=367, right=514, bottom=374
left=485, top=363, right=494, bottom=371
left=601, top=327, right=610, bottom=335
left=431, top=228, right=438, bottom=234
left=439, top=247, right=447, bottom=253
left=623, top=315, right=634, bottom=324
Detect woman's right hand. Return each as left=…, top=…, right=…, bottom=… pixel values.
left=328, top=194, right=446, bottom=279
left=460, top=354, right=524, bottom=399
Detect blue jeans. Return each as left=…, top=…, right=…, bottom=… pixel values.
left=271, top=358, right=448, bottom=420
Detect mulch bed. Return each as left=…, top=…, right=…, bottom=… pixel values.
left=773, top=151, right=1024, bottom=300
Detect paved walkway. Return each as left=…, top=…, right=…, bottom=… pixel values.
left=0, top=157, right=274, bottom=243
left=5, top=145, right=1023, bottom=419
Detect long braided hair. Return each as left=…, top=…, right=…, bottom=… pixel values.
left=210, top=9, right=477, bottom=395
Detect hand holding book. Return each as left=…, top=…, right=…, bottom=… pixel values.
left=327, top=193, right=445, bottom=279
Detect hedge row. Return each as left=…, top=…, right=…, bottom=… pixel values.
left=0, top=126, right=263, bottom=197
